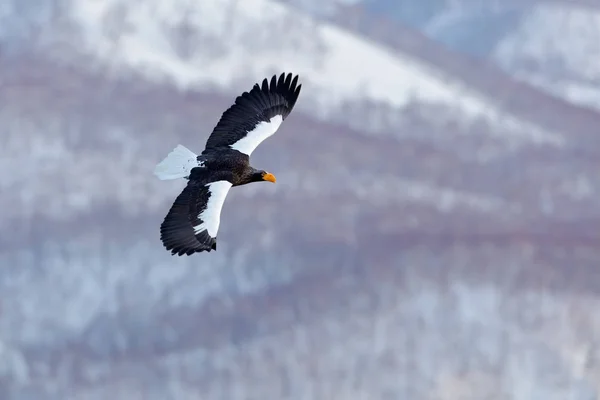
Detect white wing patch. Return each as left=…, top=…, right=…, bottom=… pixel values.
left=193, top=180, right=233, bottom=238
left=230, top=115, right=283, bottom=156
left=154, top=144, right=203, bottom=180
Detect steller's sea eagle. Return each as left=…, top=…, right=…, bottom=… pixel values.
left=154, top=73, right=302, bottom=256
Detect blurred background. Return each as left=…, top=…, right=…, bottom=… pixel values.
left=1, top=0, right=600, bottom=398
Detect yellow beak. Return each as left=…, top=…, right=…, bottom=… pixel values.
left=263, top=172, right=276, bottom=183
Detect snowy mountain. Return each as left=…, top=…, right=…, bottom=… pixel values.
left=19, top=0, right=561, bottom=143
left=493, top=2, right=600, bottom=111
left=311, top=0, right=600, bottom=113
left=1, top=1, right=600, bottom=399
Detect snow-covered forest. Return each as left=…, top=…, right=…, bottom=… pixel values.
left=1, top=0, right=599, bottom=398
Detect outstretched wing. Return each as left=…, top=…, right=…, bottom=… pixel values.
left=203, top=72, right=302, bottom=156
left=160, top=176, right=232, bottom=256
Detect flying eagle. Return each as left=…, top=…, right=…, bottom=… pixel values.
left=154, top=73, right=302, bottom=256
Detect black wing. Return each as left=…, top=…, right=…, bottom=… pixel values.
left=203, top=72, right=302, bottom=156
left=160, top=171, right=233, bottom=256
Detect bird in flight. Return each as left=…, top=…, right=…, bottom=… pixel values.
left=154, top=73, right=302, bottom=256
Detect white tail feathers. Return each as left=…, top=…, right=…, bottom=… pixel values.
left=154, top=144, right=199, bottom=180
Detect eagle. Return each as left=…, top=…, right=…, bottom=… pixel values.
left=154, top=72, right=302, bottom=256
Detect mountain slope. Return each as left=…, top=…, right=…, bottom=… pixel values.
left=1, top=52, right=598, bottom=349
left=28, top=0, right=561, bottom=144
left=493, top=2, right=600, bottom=111
left=2, top=3, right=600, bottom=399
left=318, top=4, right=600, bottom=153
left=321, top=0, right=600, bottom=117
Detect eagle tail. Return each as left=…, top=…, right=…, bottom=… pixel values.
left=154, top=144, right=199, bottom=180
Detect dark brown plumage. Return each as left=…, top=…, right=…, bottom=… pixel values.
left=154, top=72, right=302, bottom=256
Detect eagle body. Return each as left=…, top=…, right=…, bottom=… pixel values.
left=154, top=73, right=302, bottom=256
left=195, top=150, right=269, bottom=187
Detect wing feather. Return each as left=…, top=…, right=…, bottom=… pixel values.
left=203, top=72, right=302, bottom=156
left=160, top=177, right=232, bottom=256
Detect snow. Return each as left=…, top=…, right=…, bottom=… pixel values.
left=507, top=71, right=600, bottom=111
left=493, top=3, right=600, bottom=111
left=66, top=0, right=560, bottom=144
